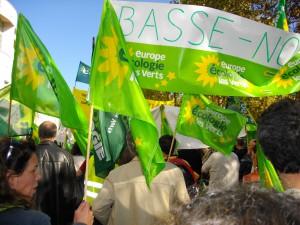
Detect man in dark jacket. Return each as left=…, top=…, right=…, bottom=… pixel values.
left=35, top=121, right=77, bottom=225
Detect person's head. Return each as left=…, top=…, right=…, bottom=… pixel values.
left=257, top=98, right=300, bottom=173
left=71, top=142, right=83, bottom=156
left=117, top=130, right=137, bottom=166
left=236, top=137, right=245, bottom=148
left=38, top=121, right=57, bottom=141
left=247, top=139, right=256, bottom=153
left=0, top=137, right=41, bottom=208
left=159, top=135, right=175, bottom=156
left=158, top=187, right=300, bottom=225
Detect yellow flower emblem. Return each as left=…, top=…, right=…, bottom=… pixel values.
left=98, top=25, right=129, bottom=88
left=183, top=96, right=205, bottom=125
left=272, top=66, right=293, bottom=89
left=195, top=55, right=220, bottom=87
left=18, top=42, right=46, bottom=90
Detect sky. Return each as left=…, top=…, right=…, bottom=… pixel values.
left=8, top=0, right=170, bottom=90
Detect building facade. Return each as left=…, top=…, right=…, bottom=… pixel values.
left=0, top=0, right=17, bottom=89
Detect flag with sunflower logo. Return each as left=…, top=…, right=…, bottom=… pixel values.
left=176, top=94, right=246, bottom=156
left=10, top=14, right=89, bottom=145
left=0, top=84, right=33, bottom=137
left=89, top=0, right=165, bottom=187
left=226, top=96, right=257, bottom=140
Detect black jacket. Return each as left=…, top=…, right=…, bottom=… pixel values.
left=35, top=141, right=77, bottom=225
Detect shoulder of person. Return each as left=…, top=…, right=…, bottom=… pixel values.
left=0, top=208, right=51, bottom=225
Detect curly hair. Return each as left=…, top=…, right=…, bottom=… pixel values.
left=257, top=98, right=300, bottom=173
left=0, top=137, right=36, bottom=209
left=157, top=186, right=300, bottom=225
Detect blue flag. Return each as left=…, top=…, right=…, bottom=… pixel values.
left=76, top=61, right=90, bottom=84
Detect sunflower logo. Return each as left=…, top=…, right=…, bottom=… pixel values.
left=98, top=25, right=130, bottom=88
left=18, top=42, right=46, bottom=90
left=183, top=96, right=205, bottom=125
left=272, top=66, right=293, bottom=89
left=195, top=55, right=220, bottom=87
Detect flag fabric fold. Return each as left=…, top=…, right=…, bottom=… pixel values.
left=176, top=94, right=246, bottom=156
left=10, top=14, right=89, bottom=146
left=89, top=0, right=165, bottom=187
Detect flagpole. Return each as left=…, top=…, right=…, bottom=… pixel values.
left=167, top=132, right=176, bottom=161
left=7, top=99, right=13, bottom=137
left=84, top=104, right=94, bottom=200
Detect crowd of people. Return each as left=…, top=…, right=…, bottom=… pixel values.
left=0, top=98, right=299, bottom=225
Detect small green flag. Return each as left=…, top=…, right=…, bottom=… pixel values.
left=76, top=61, right=90, bottom=84
left=89, top=0, right=165, bottom=187
left=276, top=0, right=289, bottom=31
left=92, top=110, right=128, bottom=178
left=176, top=94, right=246, bottom=156
left=226, top=96, right=257, bottom=140
left=161, top=107, right=173, bottom=137
left=10, top=14, right=88, bottom=142
left=256, top=142, right=284, bottom=192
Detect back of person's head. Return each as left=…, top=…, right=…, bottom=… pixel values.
left=257, top=98, right=300, bottom=173
left=158, top=186, right=300, bottom=225
left=117, top=130, right=137, bottom=166
left=70, top=142, right=82, bottom=156
left=236, top=137, right=245, bottom=147
left=38, top=121, right=57, bottom=139
left=0, top=137, right=36, bottom=209
left=159, top=135, right=175, bottom=155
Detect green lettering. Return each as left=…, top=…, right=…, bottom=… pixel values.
left=188, top=11, right=208, bottom=46
left=119, top=6, right=135, bottom=36
left=138, top=9, right=158, bottom=40
left=209, top=16, right=234, bottom=50
left=276, top=37, right=300, bottom=66
left=252, top=32, right=282, bottom=63
left=164, top=8, right=184, bottom=43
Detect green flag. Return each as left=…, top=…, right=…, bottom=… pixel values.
left=10, top=14, right=88, bottom=141
left=226, top=96, right=257, bottom=140
left=92, top=110, right=128, bottom=178
left=160, top=106, right=173, bottom=137
left=0, top=84, right=33, bottom=137
left=256, top=142, right=284, bottom=192
left=176, top=94, right=246, bottom=156
left=89, top=0, right=165, bottom=187
left=276, top=0, right=289, bottom=31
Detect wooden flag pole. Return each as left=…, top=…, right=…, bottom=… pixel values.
left=84, top=104, right=94, bottom=201
left=167, top=132, right=176, bottom=161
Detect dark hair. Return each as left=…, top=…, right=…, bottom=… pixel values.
left=117, top=130, right=137, bottom=166
left=257, top=98, right=300, bottom=173
left=236, top=137, right=245, bottom=147
left=157, top=186, right=300, bottom=225
left=38, top=121, right=57, bottom=139
left=0, top=137, right=36, bottom=209
left=70, top=142, right=83, bottom=156
left=159, top=135, right=176, bottom=155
